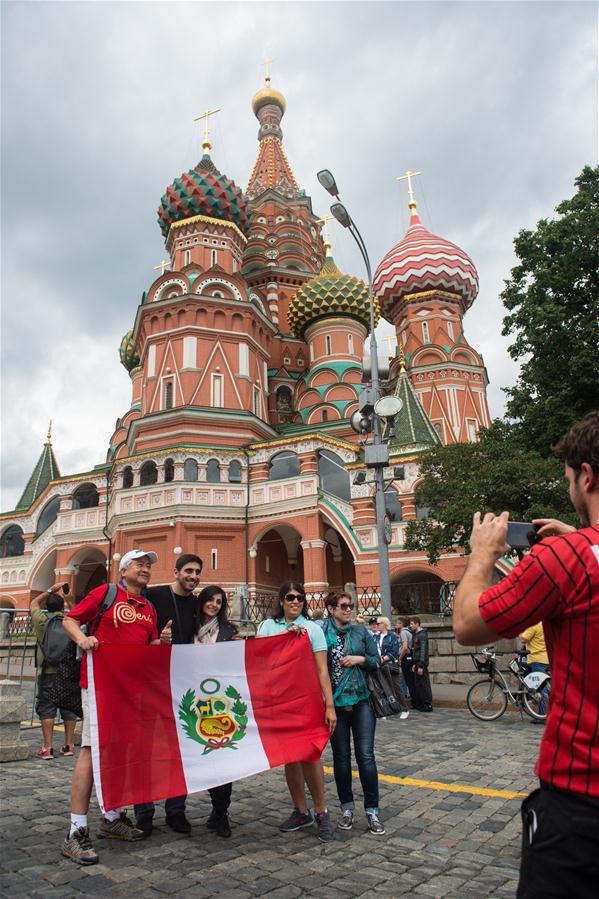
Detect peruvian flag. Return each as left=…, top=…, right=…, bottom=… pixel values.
left=87, top=632, right=329, bottom=813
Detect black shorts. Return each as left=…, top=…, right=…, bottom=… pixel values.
left=517, top=784, right=599, bottom=899
left=35, top=673, right=79, bottom=722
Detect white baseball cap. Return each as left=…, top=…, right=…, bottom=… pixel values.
left=119, top=549, right=158, bottom=571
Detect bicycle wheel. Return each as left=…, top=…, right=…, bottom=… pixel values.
left=467, top=678, right=508, bottom=721
left=522, top=678, right=551, bottom=721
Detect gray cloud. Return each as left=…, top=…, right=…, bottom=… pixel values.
left=1, top=1, right=597, bottom=510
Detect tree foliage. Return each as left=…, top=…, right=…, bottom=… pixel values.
left=404, top=422, right=576, bottom=565
left=501, top=165, right=599, bottom=454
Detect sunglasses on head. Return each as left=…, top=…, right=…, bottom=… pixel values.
left=338, top=602, right=354, bottom=610
left=284, top=593, right=305, bottom=602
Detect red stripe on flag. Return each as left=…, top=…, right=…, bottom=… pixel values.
left=91, top=644, right=186, bottom=811
left=245, top=631, right=330, bottom=767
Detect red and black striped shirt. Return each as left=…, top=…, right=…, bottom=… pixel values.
left=479, top=525, right=599, bottom=798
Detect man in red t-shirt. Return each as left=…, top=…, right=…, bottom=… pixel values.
left=61, top=549, right=171, bottom=866
left=453, top=412, right=599, bottom=899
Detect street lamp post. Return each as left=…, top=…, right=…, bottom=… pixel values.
left=317, top=170, right=393, bottom=621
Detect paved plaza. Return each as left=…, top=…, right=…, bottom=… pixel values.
left=0, top=708, right=542, bottom=899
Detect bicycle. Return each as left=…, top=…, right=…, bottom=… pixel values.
left=466, top=647, right=551, bottom=722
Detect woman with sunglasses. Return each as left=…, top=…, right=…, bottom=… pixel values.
left=323, top=592, right=385, bottom=835
left=194, top=585, right=240, bottom=838
left=257, top=580, right=336, bottom=842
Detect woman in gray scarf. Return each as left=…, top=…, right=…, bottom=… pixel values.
left=194, top=586, right=239, bottom=836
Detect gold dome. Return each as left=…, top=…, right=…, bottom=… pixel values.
left=251, top=79, right=287, bottom=116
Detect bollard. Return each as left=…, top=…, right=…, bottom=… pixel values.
left=0, top=679, right=29, bottom=761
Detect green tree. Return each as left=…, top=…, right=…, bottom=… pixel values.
left=501, top=165, right=599, bottom=454
left=404, top=422, right=576, bottom=565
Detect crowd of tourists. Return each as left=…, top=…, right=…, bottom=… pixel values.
left=27, top=410, right=599, bottom=899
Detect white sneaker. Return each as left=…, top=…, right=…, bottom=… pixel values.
left=400, top=710, right=410, bottom=720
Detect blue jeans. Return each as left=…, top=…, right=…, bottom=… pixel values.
left=529, top=662, right=550, bottom=715
left=329, top=699, right=379, bottom=813
left=134, top=794, right=186, bottom=822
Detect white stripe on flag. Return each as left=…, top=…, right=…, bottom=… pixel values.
left=170, top=643, right=269, bottom=794
left=86, top=654, right=106, bottom=814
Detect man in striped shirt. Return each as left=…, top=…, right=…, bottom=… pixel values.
left=453, top=411, right=599, bottom=899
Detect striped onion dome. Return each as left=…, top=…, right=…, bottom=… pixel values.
left=373, top=212, right=479, bottom=323
left=288, top=254, right=379, bottom=338
left=119, top=329, right=139, bottom=371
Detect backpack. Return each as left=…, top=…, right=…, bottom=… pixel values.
left=40, top=613, right=71, bottom=666
left=89, top=583, right=119, bottom=635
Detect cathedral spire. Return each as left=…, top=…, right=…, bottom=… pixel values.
left=246, top=77, right=298, bottom=199
left=15, top=427, right=61, bottom=512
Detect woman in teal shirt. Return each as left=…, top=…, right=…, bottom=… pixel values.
left=258, top=580, right=336, bottom=843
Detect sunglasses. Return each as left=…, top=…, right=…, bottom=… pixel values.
left=284, top=593, right=304, bottom=602
left=338, top=603, right=354, bottom=611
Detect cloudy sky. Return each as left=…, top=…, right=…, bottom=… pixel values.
left=1, top=0, right=597, bottom=511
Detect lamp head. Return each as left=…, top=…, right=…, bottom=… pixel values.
left=317, top=169, right=339, bottom=197
left=331, top=202, right=352, bottom=229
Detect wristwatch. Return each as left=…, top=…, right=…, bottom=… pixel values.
left=47, top=587, right=55, bottom=594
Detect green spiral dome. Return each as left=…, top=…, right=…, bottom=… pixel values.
left=119, top=329, right=140, bottom=372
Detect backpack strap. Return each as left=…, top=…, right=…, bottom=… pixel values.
left=89, top=584, right=119, bottom=636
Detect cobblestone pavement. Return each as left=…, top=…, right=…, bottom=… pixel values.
left=0, top=708, right=542, bottom=899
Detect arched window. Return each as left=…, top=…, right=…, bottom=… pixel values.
left=206, top=459, right=221, bottom=483
left=0, top=525, right=24, bottom=558
left=268, top=451, right=300, bottom=481
left=276, top=386, right=292, bottom=412
left=139, top=461, right=158, bottom=486
left=228, top=460, right=242, bottom=483
left=184, top=458, right=198, bottom=482
left=164, top=381, right=173, bottom=410
left=384, top=487, right=403, bottom=522
left=72, top=483, right=99, bottom=509
left=35, top=497, right=61, bottom=538
left=122, top=466, right=134, bottom=489
left=318, top=450, right=350, bottom=502
left=164, top=458, right=175, bottom=483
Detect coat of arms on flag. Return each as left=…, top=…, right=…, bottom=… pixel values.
left=178, top=678, right=248, bottom=753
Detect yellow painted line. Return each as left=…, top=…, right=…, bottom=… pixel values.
left=21, top=721, right=65, bottom=732
left=323, top=766, right=527, bottom=800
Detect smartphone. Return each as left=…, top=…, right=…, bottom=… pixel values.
left=506, top=521, right=539, bottom=550
left=61, top=583, right=70, bottom=595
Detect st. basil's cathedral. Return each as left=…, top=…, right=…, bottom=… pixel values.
left=0, top=78, right=491, bottom=617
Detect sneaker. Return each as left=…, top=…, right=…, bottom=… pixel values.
left=165, top=812, right=191, bottom=835
left=337, top=810, right=354, bottom=830
left=60, top=744, right=75, bottom=756
left=279, top=808, right=314, bottom=832
left=62, top=827, right=99, bottom=865
left=215, top=812, right=231, bottom=838
left=315, top=810, right=334, bottom=843
left=97, top=812, right=145, bottom=841
left=400, top=710, right=410, bottom=720
left=135, top=816, right=153, bottom=839
left=366, top=812, right=386, bottom=835
left=36, top=746, right=54, bottom=760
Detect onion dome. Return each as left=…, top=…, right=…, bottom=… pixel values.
left=252, top=76, right=287, bottom=118
left=119, top=329, right=139, bottom=371
left=288, top=250, right=379, bottom=338
left=157, top=153, right=250, bottom=238
left=374, top=210, right=479, bottom=324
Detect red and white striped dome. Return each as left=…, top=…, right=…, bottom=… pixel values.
left=374, top=213, right=479, bottom=323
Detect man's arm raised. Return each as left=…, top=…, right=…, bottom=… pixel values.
left=453, top=512, right=510, bottom=646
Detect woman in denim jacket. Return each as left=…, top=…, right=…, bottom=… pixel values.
left=323, top=592, right=385, bottom=836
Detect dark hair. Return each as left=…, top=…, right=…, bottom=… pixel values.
left=554, top=412, right=599, bottom=478
left=325, top=591, right=351, bottom=610
left=271, top=580, right=309, bottom=619
left=410, top=616, right=421, bottom=626
left=197, top=585, right=228, bottom=626
left=46, top=594, right=64, bottom=613
left=401, top=617, right=411, bottom=628
left=369, top=617, right=378, bottom=625
left=176, top=553, right=203, bottom=572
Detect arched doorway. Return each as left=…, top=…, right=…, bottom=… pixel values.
left=323, top=526, right=356, bottom=595
left=391, top=569, right=445, bottom=616
left=69, top=547, right=107, bottom=600
left=30, top=550, right=57, bottom=593
left=254, top=525, right=304, bottom=591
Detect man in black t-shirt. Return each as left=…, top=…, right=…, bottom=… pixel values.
left=134, top=553, right=203, bottom=837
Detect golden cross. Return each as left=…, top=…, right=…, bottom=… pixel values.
left=193, top=107, right=221, bottom=153
left=260, top=58, right=275, bottom=84
left=316, top=214, right=335, bottom=248
left=46, top=420, right=52, bottom=444
left=397, top=170, right=422, bottom=208
left=153, top=260, right=170, bottom=276
left=384, top=335, right=397, bottom=358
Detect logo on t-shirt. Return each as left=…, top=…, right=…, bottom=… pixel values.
left=112, top=602, right=153, bottom=626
